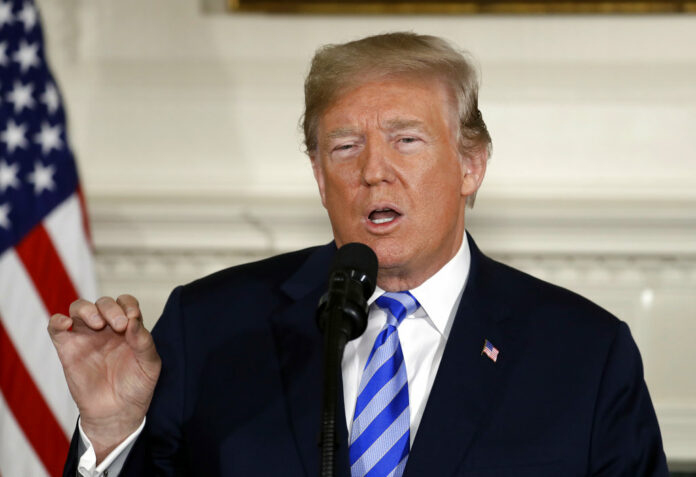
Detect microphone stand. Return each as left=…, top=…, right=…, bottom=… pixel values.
left=316, top=243, right=376, bottom=477
left=318, top=269, right=370, bottom=477
left=319, top=304, right=350, bottom=477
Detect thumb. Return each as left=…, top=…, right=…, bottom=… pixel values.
left=125, top=317, right=160, bottom=373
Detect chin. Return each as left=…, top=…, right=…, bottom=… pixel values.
left=335, top=233, right=407, bottom=270
left=369, top=240, right=406, bottom=270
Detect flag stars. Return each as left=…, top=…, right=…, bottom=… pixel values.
left=0, top=41, right=8, bottom=66
left=27, top=161, right=55, bottom=194
left=1, top=120, right=28, bottom=153
left=34, top=122, right=62, bottom=154
left=13, top=40, right=40, bottom=72
left=0, top=1, right=13, bottom=29
left=41, top=82, right=60, bottom=114
left=6, top=81, right=35, bottom=113
left=17, top=2, right=37, bottom=31
left=0, top=202, right=10, bottom=229
left=0, top=160, right=20, bottom=192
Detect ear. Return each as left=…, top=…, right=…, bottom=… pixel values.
left=459, top=146, right=488, bottom=198
left=310, top=154, right=328, bottom=209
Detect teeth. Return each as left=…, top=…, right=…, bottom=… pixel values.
left=371, top=217, right=395, bottom=224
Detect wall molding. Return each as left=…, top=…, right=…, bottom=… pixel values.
left=656, top=404, right=696, bottom=465
left=89, top=192, right=696, bottom=256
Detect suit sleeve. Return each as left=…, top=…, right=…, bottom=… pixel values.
left=589, top=321, right=669, bottom=476
left=62, top=422, right=80, bottom=477
left=128, top=285, right=188, bottom=475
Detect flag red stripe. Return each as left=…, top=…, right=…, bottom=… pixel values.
left=75, top=186, right=93, bottom=247
left=0, top=318, right=69, bottom=476
left=14, top=224, right=79, bottom=316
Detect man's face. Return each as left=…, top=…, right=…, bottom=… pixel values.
left=311, top=76, right=486, bottom=291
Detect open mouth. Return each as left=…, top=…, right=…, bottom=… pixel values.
left=368, top=208, right=401, bottom=225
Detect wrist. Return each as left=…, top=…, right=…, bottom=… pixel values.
left=80, top=414, right=144, bottom=463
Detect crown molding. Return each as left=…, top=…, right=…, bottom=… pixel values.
left=87, top=192, right=696, bottom=257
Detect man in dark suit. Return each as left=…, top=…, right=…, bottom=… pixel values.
left=50, top=32, right=668, bottom=476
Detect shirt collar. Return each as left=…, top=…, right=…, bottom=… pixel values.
left=367, top=236, right=471, bottom=338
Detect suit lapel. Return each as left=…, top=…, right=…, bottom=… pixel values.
left=270, top=243, right=351, bottom=477
left=404, top=235, right=522, bottom=477
left=270, top=236, right=523, bottom=477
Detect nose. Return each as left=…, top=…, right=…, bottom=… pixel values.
left=361, top=137, right=395, bottom=186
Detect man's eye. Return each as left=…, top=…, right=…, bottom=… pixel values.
left=332, top=144, right=355, bottom=152
left=397, top=136, right=423, bottom=146
left=397, top=136, right=423, bottom=147
left=330, top=143, right=360, bottom=159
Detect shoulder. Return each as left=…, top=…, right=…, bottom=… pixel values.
left=476, top=255, right=640, bottom=401
left=478, top=252, right=621, bottom=342
left=152, top=244, right=328, bottom=348
left=153, top=245, right=326, bottom=334
left=178, top=245, right=323, bottom=305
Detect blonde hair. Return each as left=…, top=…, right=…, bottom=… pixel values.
left=302, top=32, right=492, bottom=163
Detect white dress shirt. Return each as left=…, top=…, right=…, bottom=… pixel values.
left=78, top=237, right=471, bottom=476
left=342, top=237, right=470, bottom=444
left=77, top=418, right=143, bottom=476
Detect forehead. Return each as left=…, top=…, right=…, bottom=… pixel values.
left=318, top=77, right=457, bottom=134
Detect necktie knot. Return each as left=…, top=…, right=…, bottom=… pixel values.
left=375, top=291, right=420, bottom=327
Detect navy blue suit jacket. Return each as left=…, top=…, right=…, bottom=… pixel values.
left=65, top=235, right=668, bottom=476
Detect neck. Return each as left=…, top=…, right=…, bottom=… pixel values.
left=376, top=234, right=464, bottom=292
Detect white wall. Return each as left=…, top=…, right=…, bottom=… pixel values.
left=37, top=0, right=696, bottom=465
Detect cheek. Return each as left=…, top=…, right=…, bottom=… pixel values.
left=323, top=167, right=360, bottom=200
left=418, top=161, right=462, bottom=198
left=322, top=174, right=359, bottom=225
left=412, top=168, right=463, bottom=223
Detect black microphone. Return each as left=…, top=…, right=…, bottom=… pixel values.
left=316, top=242, right=378, bottom=477
left=316, top=242, right=378, bottom=341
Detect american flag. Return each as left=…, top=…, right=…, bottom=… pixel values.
left=0, top=1, right=96, bottom=475
left=482, top=339, right=499, bottom=363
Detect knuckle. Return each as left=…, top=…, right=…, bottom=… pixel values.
left=116, top=294, right=139, bottom=310
left=118, top=294, right=141, bottom=320
left=69, top=299, right=90, bottom=315
left=95, top=296, right=113, bottom=306
left=47, top=314, right=59, bottom=330
left=48, top=314, right=68, bottom=336
left=117, top=293, right=138, bottom=305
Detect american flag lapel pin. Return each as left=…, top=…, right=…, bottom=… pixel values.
left=482, top=339, right=499, bottom=363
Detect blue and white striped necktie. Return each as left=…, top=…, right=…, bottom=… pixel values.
left=349, top=291, right=419, bottom=477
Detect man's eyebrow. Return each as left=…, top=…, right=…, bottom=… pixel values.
left=324, top=120, right=426, bottom=139
left=326, top=127, right=360, bottom=139
left=383, top=119, right=427, bottom=131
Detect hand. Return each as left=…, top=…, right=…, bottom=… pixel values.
left=48, top=295, right=161, bottom=462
